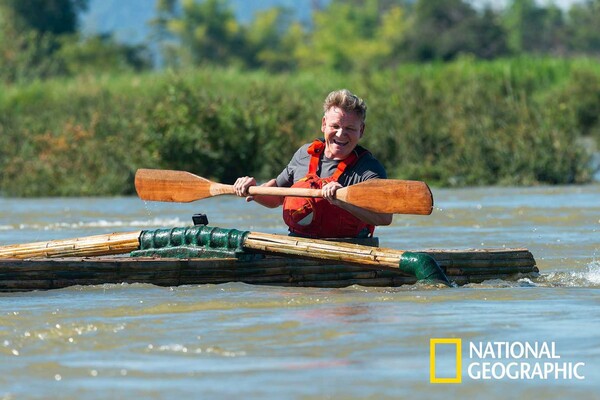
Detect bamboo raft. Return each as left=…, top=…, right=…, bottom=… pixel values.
left=0, top=226, right=538, bottom=292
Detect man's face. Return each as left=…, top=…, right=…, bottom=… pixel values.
left=321, top=107, right=364, bottom=160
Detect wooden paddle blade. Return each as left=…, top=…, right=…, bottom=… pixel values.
left=336, top=179, right=433, bottom=215
left=135, top=169, right=233, bottom=202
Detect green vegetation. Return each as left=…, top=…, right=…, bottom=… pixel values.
left=0, top=57, right=597, bottom=196
left=1, top=0, right=600, bottom=196
left=4, top=0, right=600, bottom=82
left=0, top=0, right=150, bottom=83
left=153, top=0, right=600, bottom=71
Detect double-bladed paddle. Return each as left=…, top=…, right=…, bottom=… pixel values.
left=134, top=168, right=433, bottom=215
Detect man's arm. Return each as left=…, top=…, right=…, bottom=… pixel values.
left=336, top=201, right=393, bottom=226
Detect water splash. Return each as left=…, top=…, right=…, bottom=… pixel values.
left=534, top=260, right=600, bottom=288
left=577, top=260, right=600, bottom=285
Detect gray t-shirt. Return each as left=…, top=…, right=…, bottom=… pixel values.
left=275, top=142, right=387, bottom=188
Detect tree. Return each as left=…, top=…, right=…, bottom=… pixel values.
left=0, top=0, right=150, bottom=83
left=566, top=0, right=600, bottom=55
left=399, top=0, right=510, bottom=61
left=297, top=0, right=409, bottom=71
left=3, top=0, right=88, bottom=35
left=0, top=0, right=88, bottom=82
left=153, top=0, right=244, bottom=67
left=57, top=34, right=153, bottom=74
left=459, top=7, right=509, bottom=60
left=245, top=7, right=298, bottom=71
left=503, top=0, right=566, bottom=55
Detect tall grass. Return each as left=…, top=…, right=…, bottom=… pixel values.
left=0, top=57, right=597, bottom=197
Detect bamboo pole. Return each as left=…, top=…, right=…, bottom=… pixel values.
left=244, top=232, right=407, bottom=269
left=0, top=231, right=142, bottom=259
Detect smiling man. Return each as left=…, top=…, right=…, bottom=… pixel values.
left=234, top=89, right=392, bottom=238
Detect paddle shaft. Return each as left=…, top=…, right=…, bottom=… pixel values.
left=135, top=169, right=434, bottom=215
left=233, top=185, right=321, bottom=198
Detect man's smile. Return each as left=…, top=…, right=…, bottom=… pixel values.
left=332, top=139, right=348, bottom=146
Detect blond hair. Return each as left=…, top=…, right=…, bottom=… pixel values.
left=323, top=89, right=367, bottom=122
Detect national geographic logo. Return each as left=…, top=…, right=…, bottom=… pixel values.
left=430, top=338, right=462, bottom=383
left=430, top=339, right=585, bottom=383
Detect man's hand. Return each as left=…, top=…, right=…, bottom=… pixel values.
left=233, top=176, right=257, bottom=202
left=233, top=177, right=283, bottom=207
left=321, top=181, right=342, bottom=203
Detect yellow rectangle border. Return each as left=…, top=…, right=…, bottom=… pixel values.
left=430, top=338, right=462, bottom=383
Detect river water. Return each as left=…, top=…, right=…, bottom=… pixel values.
left=1, top=185, right=599, bottom=399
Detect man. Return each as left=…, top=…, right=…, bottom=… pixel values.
left=234, top=89, right=392, bottom=238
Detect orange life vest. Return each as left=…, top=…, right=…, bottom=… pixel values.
left=282, top=140, right=375, bottom=238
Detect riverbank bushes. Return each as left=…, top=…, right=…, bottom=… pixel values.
left=0, top=57, right=598, bottom=196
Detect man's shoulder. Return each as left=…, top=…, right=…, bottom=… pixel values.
left=297, top=142, right=312, bottom=153
left=351, top=149, right=387, bottom=179
left=289, top=143, right=313, bottom=162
